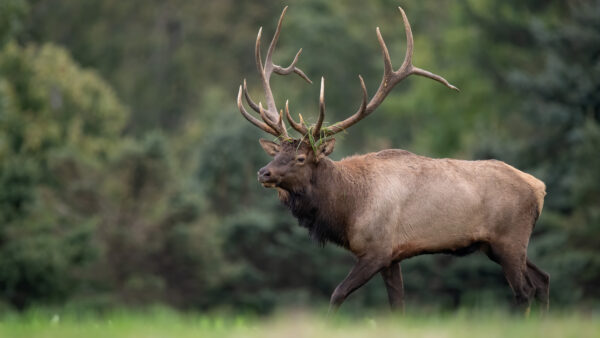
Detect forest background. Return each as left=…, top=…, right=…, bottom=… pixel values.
left=0, top=0, right=598, bottom=314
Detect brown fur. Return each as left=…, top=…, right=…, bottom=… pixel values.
left=257, top=141, right=549, bottom=312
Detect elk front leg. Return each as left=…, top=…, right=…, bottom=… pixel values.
left=329, top=257, right=385, bottom=313
left=381, top=262, right=405, bottom=312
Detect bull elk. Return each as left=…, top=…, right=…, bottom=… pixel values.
left=236, top=6, right=549, bottom=313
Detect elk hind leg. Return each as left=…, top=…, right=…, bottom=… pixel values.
left=487, top=242, right=535, bottom=312
left=380, top=262, right=405, bottom=312
left=526, top=259, right=550, bottom=311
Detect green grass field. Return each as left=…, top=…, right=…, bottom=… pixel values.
left=1, top=307, right=598, bottom=338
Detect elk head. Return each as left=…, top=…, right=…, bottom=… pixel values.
left=256, top=137, right=336, bottom=190
left=237, top=6, right=458, bottom=192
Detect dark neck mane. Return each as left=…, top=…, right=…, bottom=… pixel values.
left=278, top=158, right=360, bottom=247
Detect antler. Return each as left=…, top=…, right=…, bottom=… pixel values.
left=237, top=6, right=312, bottom=138
left=310, top=7, right=458, bottom=137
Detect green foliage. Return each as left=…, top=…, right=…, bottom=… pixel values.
left=0, top=0, right=27, bottom=46
left=0, top=42, right=126, bottom=308
left=91, top=132, right=224, bottom=309
left=0, top=0, right=598, bottom=313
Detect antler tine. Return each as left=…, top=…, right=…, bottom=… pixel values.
left=285, top=100, right=309, bottom=135
left=323, top=6, right=458, bottom=137
left=412, top=67, right=459, bottom=91
left=260, top=6, right=292, bottom=120
left=312, top=77, right=326, bottom=138
left=277, top=108, right=288, bottom=138
left=259, top=102, right=287, bottom=137
left=264, top=6, right=287, bottom=77
left=376, top=27, right=394, bottom=77
left=243, top=79, right=261, bottom=113
left=255, top=27, right=264, bottom=77
left=255, top=25, right=279, bottom=124
left=273, top=48, right=313, bottom=84
left=398, top=7, right=413, bottom=72
left=237, top=86, right=279, bottom=137
left=357, top=75, right=368, bottom=113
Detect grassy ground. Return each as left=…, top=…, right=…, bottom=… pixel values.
left=0, top=307, right=598, bottom=338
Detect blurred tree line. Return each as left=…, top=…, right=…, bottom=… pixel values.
left=0, top=0, right=598, bottom=312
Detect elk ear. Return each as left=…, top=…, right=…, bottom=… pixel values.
left=316, top=138, right=336, bottom=158
left=259, top=138, right=280, bottom=157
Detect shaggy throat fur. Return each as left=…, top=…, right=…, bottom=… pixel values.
left=278, top=188, right=349, bottom=247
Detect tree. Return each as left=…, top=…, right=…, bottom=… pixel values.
left=0, top=42, right=126, bottom=308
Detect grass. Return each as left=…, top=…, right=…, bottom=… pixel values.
left=0, top=307, right=598, bottom=338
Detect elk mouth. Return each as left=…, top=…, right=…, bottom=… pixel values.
left=258, top=175, right=280, bottom=188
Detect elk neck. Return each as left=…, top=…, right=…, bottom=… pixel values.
left=278, top=157, right=365, bottom=248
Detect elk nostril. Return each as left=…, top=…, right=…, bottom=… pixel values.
left=258, top=167, right=271, bottom=178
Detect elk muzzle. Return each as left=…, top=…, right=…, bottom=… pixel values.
left=258, top=166, right=278, bottom=188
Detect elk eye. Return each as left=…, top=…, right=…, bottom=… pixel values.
left=296, top=156, right=306, bottom=164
